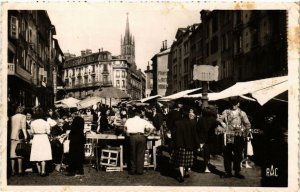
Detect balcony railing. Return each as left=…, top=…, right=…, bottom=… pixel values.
left=16, top=64, right=31, bottom=82
left=101, top=80, right=113, bottom=87
left=65, top=81, right=102, bottom=90
left=8, top=63, right=15, bottom=75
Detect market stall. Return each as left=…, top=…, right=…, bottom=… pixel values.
left=54, top=97, right=80, bottom=108
left=85, top=133, right=161, bottom=172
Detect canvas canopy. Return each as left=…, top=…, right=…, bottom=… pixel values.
left=139, top=95, right=162, bottom=103
left=77, top=96, right=103, bottom=109
left=55, top=97, right=80, bottom=108
left=185, top=76, right=287, bottom=105
left=158, top=88, right=202, bottom=101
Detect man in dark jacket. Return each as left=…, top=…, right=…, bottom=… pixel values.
left=150, top=106, right=164, bottom=132
left=197, top=105, right=224, bottom=173
left=166, top=103, right=181, bottom=138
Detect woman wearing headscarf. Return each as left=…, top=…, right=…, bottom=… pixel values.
left=30, top=108, right=52, bottom=176
left=170, top=109, right=200, bottom=183
left=66, top=114, right=85, bottom=176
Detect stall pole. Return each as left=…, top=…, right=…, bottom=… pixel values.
left=202, top=81, right=208, bottom=109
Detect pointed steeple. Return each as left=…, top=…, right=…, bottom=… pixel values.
left=125, top=12, right=130, bottom=44
left=121, top=12, right=135, bottom=64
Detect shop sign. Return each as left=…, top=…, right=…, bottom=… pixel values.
left=193, top=65, right=219, bottom=81
left=16, top=65, right=31, bottom=82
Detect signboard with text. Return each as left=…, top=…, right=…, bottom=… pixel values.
left=193, top=65, right=219, bottom=81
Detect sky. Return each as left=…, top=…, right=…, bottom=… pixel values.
left=46, top=3, right=201, bottom=72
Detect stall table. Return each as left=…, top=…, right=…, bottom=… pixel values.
left=85, top=133, right=161, bottom=171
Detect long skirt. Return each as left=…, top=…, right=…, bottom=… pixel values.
left=170, top=147, right=194, bottom=168
left=30, top=134, right=52, bottom=162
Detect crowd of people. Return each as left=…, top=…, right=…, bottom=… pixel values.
left=8, top=98, right=259, bottom=183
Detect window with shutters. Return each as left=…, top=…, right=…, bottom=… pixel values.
left=10, top=16, right=18, bottom=39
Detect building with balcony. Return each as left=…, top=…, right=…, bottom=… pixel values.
left=167, top=25, right=197, bottom=94
left=112, top=59, right=131, bottom=92
left=52, top=38, right=65, bottom=101
left=7, top=10, right=61, bottom=114
left=62, top=13, right=145, bottom=101
left=165, top=10, right=287, bottom=95
left=231, top=10, right=287, bottom=82
left=63, top=50, right=113, bottom=99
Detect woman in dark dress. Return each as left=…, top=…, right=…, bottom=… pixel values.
left=170, top=109, right=200, bottom=183
left=66, top=114, right=85, bottom=176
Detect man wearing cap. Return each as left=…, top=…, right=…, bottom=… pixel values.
left=124, top=109, right=154, bottom=175
left=220, top=99, right=251, bottom=179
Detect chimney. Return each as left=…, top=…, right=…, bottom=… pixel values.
left=164, top=40, right=167, bottom=49
left=160, top=41, right=164, bottom=52
left=81, top=50, right=86, bottom=56
left=86, top=49, right=92, bottom=55
left=99, top=49, right=101, bottom=53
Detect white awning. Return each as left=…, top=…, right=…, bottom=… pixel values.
left=218, top=76, right=288, bottom=100
left=252, top=79, right=288, bottom=105
left=185, top=76, right=288, bottom=105
left=55, top=97, right=80, bottom=108
left=158, top=88, right=202, bottom=101
left=139, top=95, right=162, bottom=103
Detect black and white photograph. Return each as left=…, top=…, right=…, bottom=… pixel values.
left=1, top=1, right=299, bottom=191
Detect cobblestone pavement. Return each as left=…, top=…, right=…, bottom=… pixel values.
left=7, top=154, right=261, bottom=186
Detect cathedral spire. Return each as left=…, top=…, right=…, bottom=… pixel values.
left=121, top=12, right=135, bottom=65
left=125, top=12, right=130, bottom=44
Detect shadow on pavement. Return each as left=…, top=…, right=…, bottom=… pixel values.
left=155, top=148, right=226, bottom=181
left=192, top=159, right=225, bottom=177
left=156, top=155, right=178, bottom=180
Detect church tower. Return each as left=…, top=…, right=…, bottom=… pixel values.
left=121, top=13, right=135, bottom=66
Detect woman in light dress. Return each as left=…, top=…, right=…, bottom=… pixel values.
left=30, top=108, right=52, bottom=176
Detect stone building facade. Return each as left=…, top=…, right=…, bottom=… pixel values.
left=7, top=10, right=64, bottom=114
left=165, top=10, right=287, bottom=95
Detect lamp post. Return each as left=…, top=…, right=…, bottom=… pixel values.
left=193, top=65, right=219, bottom=109
left=202, top=81, right=209, bottom=109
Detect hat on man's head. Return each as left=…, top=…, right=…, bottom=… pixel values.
left=229, top=97, right=240, bottom=107
left=57, top=119, right=64, bottom=126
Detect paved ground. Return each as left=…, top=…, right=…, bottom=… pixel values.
left=7, top=153, right=262, bottom=186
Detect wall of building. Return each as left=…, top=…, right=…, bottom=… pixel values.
left=7, top=10, right=62, bottom=112
left=166, top=10, right=287, bottom=95
left=156, top=52, right=169, bottom=96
